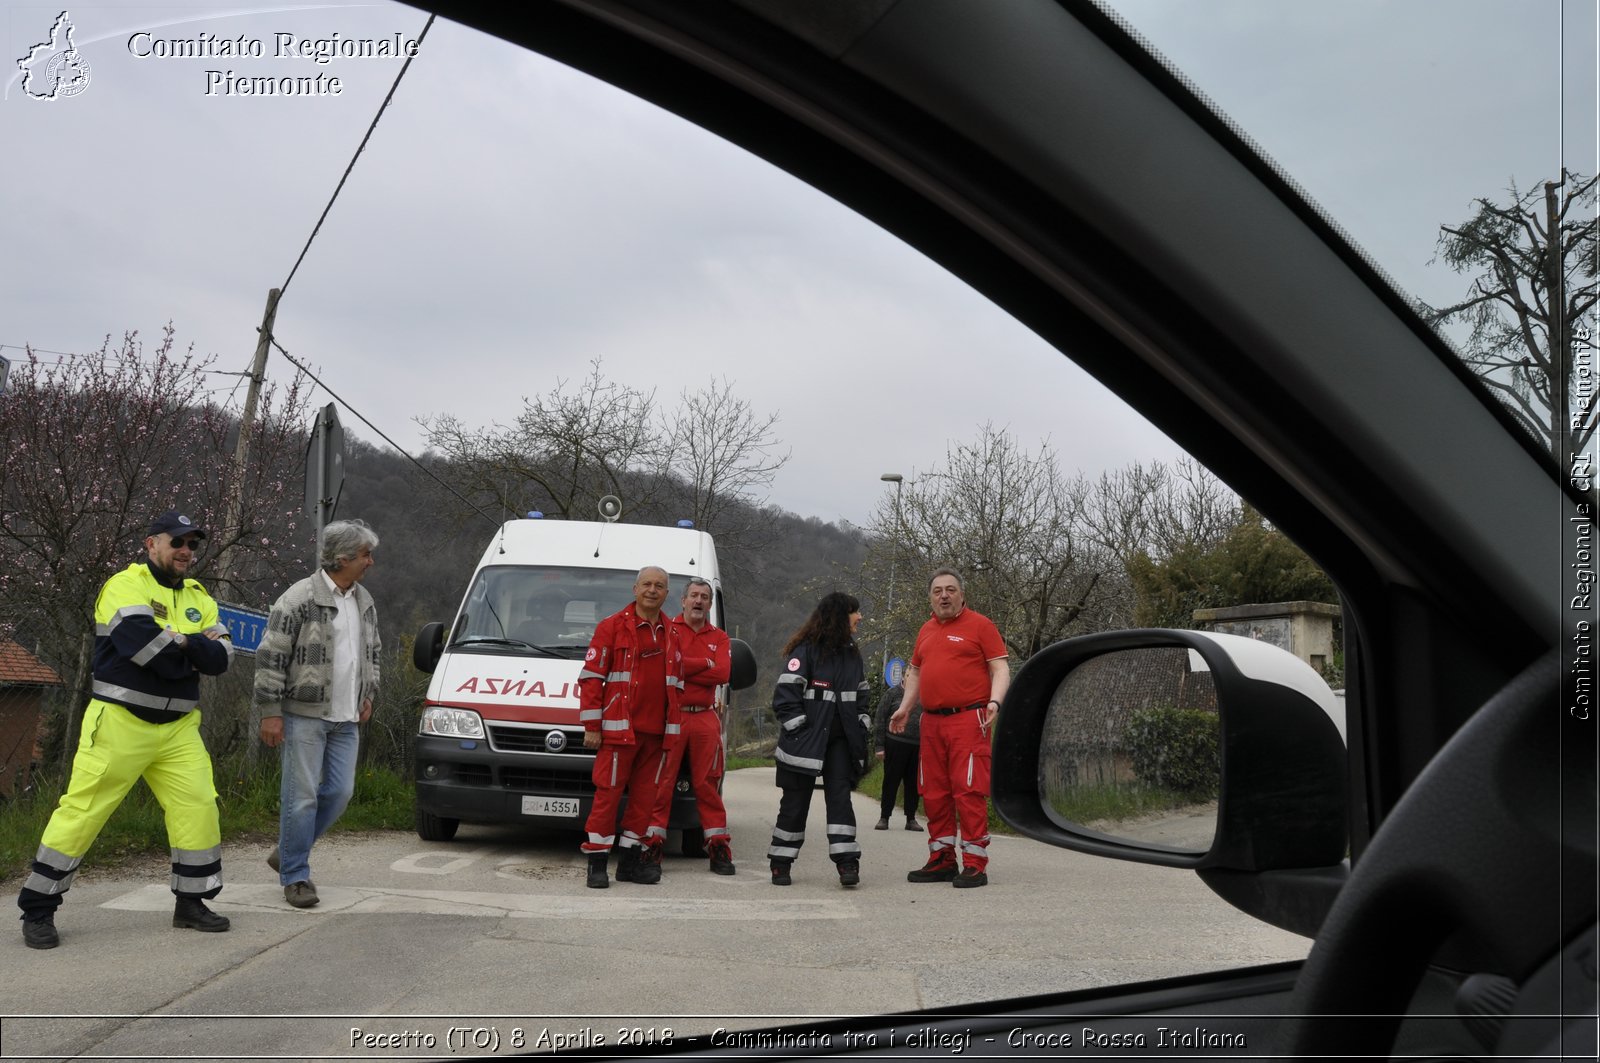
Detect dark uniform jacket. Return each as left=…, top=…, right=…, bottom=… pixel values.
left=772, top=642, right=871, bottom=778
left=92, top=560, right=231, bottom=721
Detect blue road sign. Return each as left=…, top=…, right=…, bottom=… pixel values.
left=884, top=656, right=906, bottom=688
left=217, top=604, right=270, bottom=656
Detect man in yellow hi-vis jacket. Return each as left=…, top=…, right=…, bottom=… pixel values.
left=17, top=511, right=233, bottom=949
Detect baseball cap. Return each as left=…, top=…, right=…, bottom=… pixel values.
left=148, top=511, right=207, bottom=540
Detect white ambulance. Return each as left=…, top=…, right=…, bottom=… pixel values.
left=411, top=515, right=756, bottom=840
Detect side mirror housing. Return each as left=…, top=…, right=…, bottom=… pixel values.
left=413, top=621, right=446, bottom=674
left=729, top=638, right=758, bottom=691
left=992, top=629, right=1348, bottom=936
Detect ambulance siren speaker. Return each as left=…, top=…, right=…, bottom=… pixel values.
left=598, top=495, right=622, bottom=522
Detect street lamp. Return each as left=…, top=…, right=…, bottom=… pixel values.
left=880, top=473, right=904, bottom=683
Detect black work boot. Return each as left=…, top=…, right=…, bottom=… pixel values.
left=633, top=842, right=663, bottom=885
left=22, top=913, right=59, bottom=950
left=173, top=896, right=230, bottom=932
left=615, top=846, right=639, bottom=883
left=769, top=861, right=792, bottom=886
left=708, top=841, right=736, bottom=876
left=586, top=853, right=610, bottom=889
left=837, top=860, right=861, bottom=887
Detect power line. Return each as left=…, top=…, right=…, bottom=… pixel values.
left=264, top=331, right=500, bottom=530
left=278, top=14, right=436, bottom=300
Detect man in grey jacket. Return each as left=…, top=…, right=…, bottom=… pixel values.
left=255, top=520, right=381, bottom=909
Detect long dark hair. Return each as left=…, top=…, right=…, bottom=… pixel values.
left=781, top=591, right=860, bottom=658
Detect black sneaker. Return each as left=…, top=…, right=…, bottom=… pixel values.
left=173, top=897, right=231, bottom=932
left=952, top=866, right=989, bottom=889
left=837, top=861, right=860, bottom=887
left=22, top=915, right=59, bottom=950
left=907, top=855, right=958, bottom=883
left=873, top=817, right=889, bottom=830
left=770, top=862, right=792, bottom=886
left=905, top=818, right=923, bottom=831
left=708, top=842, right=736, bottom=876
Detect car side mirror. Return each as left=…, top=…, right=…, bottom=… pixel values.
left=993, top=629, right=1348, bottom=936
left=414, top=621, right=445, bottom=674
left=729, top=638, right=758, bottom=691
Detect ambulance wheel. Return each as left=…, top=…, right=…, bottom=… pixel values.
left=415, top=805, right=459, bottom=842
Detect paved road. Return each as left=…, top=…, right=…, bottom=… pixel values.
left=1, top=769, right=1308, bottom=1060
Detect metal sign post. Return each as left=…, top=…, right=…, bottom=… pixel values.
left=303, top=402, right=345, bottom=557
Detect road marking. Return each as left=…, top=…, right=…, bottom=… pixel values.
left=390, top=846, right=498, bottom=875
left=100, top=884, right=859, bottom=921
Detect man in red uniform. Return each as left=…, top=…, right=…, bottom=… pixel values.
left=651, top=577, right=735, bottom=874
left=891, top=567, right=1009, bottom=888
left=578, top=566, right=683, bottom=889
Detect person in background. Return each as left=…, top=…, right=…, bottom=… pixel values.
left=873, top=675, right=922, bottom=832
left=577, top=567, right=683, bottom=889
left=767, top=592, right=872, bottom=888
left=255, top=519, right=381, bottom=910
left=653, top=577, right=735, bottom=874
left=18, top=510, right=233, bottom=949
left=891, top=567, right=1009, bottom=888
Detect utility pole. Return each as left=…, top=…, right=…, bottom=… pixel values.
left=880, top=472, right=904, bottom=682
left=215, top=287, right=281, bottom=595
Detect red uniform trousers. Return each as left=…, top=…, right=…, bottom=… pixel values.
left=918, top=710, right=992, bottom=871
left=650, top=708, right=729, bottom=848
left=581, top=732, right=668, bottom=854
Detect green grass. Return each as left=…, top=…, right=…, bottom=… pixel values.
left=1046, top=781, right=1205, bottom=825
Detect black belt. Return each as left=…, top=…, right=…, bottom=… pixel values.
left=681, top=705, right=715, bottom=713
left=925, top=702, right=985, bottom=717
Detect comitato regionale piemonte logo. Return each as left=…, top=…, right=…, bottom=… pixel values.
left=16, top=10, right=92, bottom=101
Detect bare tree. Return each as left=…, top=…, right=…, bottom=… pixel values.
left=862, top=433, right=1249, bottom=664
left=863, top=425, right=1130, bottom=662
left=1424, top=169, right=1598, bottom=462
left=660, top=375, right=788, bottom=549
left=419, top=360, right=789, bottom=538
left=0, top=328, right=312, bottom=757
left=419, top=358, right=663, bottom=521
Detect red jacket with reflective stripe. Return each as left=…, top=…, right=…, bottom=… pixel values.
left=672, top=616, right=731, bottom=709
left=578, top=603, right=684, bottom=748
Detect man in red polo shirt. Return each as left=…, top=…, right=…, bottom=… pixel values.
left=578, top=566, right=683, bottom=889
left=651, top=577, right=735, bottom=874
left=891, top=567, right=1009, bottom=888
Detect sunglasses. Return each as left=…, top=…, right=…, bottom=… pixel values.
left=170, top=536, right=202, bottom=551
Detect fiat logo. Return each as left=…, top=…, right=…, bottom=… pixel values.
left=544, top=730, right=568, bottom=753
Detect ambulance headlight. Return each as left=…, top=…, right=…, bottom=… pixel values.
left=419, top=707, right=486, bottom=739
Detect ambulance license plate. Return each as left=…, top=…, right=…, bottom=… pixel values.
left=522, top=796, right=580, bottom=818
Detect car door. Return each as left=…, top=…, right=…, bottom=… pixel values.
left=409, top=0, right=1591, bottom=1055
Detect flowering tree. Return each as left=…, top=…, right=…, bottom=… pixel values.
left=0, top=327, right=312, bottom=759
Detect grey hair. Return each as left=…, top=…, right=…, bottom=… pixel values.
left=636, top=565, right=669, bottom=582
left=929, top=566, right=964, bottom=591
left=681, top=576, right=713, bottom=598
left=320, top=519, right=379, bottom=572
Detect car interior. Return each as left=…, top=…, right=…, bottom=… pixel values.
left=410, top=0, right=1595, bottom=1057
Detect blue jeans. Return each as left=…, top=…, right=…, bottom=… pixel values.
left=278, top=714, right=359, bottom=885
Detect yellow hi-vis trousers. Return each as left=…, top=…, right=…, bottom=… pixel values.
left=23, top=700, right=223, bottom=903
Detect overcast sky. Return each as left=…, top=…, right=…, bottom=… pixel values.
left=2, top=1, right=1594, bottom=530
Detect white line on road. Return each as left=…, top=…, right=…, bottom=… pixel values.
left=99, top=884, right=860, bottom=921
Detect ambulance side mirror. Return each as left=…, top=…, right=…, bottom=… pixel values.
left=729, top=638, right=758, bottom=691
left=414, top=622, right=445, bottom=674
